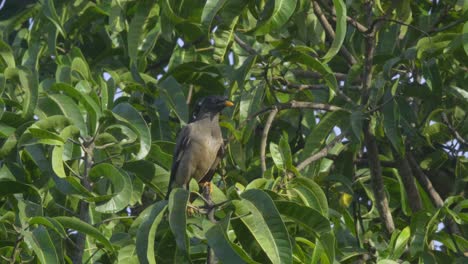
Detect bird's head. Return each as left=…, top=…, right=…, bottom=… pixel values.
left=191, top=95, right=234, bottom=121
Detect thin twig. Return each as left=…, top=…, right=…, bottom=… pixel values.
left=296, top=133, right=346, bottom=171
left=407, top=153, right=443, bottom=207
left=233, top=34, right=258, bottom=56
left=312, top=1, right=357, bottom=65
left=441, top=113, right=467, bottom=147
left=260, top=107, right=278, bottom=174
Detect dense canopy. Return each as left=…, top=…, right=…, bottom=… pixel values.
left=0, top=0, right=467, bottom=263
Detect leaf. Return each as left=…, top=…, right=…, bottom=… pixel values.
left=128, top=1, right=158, bottom=63
left=54, top=216, right=114, bottom=253
left=350, top=110, right=364, bottom=143
left=254, top=0, right=298, bottom=35
left=322, top=0, right=347, bottom=62
left=23, top=226, right=60, bottom=264
left=206, top=221, right=257, bottom=264
left=136, top=201, right=168, bottom=264
left=159, top=76, right=188, bottom=124
left=201, top=0, right=228, bottom=28
left=286, top=49, right=337, bottom=100
left=89, top=163, right=133, bottom=213
left=463, top=22, right=468, bottom=56
left=390, top=226, right=410, bottom=259
left=41, top=0, right=66, bottom=37
left=279, top=134, right=293, bottom=171
left=451, top=86, right=468, bottom=102
left=51, top=83, right=102, bottom=134
left=382, top=90, right=404, bottom=155
left=168, top=188, right=190, bottom=253
left=29, top=216, right=68, bottom=238
left=213, top=17, right=239, bottom=62
left=0, top=40, right=15, bottom=68
left=238, top=189, right=293, bottom=264
left=112, top=102, right=152, bottom=160
left=274, top=201, right=331, bottom=236
left=270, top=142, right=284, bottom=171
left=0, top=180, right=39, bottom=197
left=48, top=94, right=87, bottom=136
left=290, top=177, right=328, bottom=215
left=51, top=126, right=80, bottom=178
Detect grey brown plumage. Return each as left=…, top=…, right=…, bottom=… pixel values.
left=166, top=96, right=233, bottom=199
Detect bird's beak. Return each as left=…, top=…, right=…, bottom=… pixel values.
left=224, top=100, right=234, bottom=107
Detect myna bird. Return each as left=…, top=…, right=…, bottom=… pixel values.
left=166, top=95, right=234, bottom=199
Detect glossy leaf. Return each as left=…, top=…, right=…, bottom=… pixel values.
left=238, top=189, right=293, bottom=264
left=89, top=163, right=133, bottom=213
left=322, top=0, right=347, bottom=62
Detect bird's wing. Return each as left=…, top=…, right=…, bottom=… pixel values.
left=198, top=143, right=224, bottom=184
left=166, top=125, right=191, bottom=199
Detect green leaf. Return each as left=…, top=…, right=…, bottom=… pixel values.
left=112, top=102, right=152, bottom=160
left=159, top=76, right=188, bottom=124
left=463, top=22, right=468, bottom=56
left=206, top=221, right=258, bottom=264
left=0, top=180, right=39, bottom=197
left=254, top=0, right=298, bottom=35
left=89, top=163, right=133, bottom=213
left=290, top=177, right=328, bottom=215
left=54, top=216, right=114, bottom=253
left=51, top=83, right=102, bottom=134
left=286, top=49, right=338, bottom=100
left=322, top=0, right=346, bottom=62
left=350, top=110, right=364, bottom=143
left=29, top=216, right=68, bottom=238
left=128, top=1, right=158, bottom=63
left=382, top=90, right=404, bottom=155
left=136, top=201, right=168, bottom=264
left=201, top=0, right=228, bottom=28
left=41, top=0, right=66, bottom=37
left=390, top=226, right=410, bottom=259
left=51, top=126, right=80, bottom=178
left=238, top=189, right=293, bottom=264
left=168, top=188, right=190, bottom=253
left=23, top=226, right=59, bottom=264
left=48, top=94, right=87, bottom=136
left=0, top=40, right=15, bottom=68
left=275, top=201, right=331, bottom=236
left=270, top=142, right=284, bottom=171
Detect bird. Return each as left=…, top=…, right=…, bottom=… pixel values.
left=165, top=95, right=234, bottom=199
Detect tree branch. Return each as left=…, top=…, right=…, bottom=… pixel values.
left=72, top=140, right=95, bottom=264
left=292, top=69, right=349, bottom=81
left=297, top=133, right=346, bottom=171
left=312, top=1, right=357, bottom=65
left=407, top=153, right=443, bottom=207
left=396, top=155, right=423, bottom=213
left=233, top=34, right=258, bottom=56
left=442, top=113, right=467, bottom=147
left=407, top=152, right=461, bottom=237
left=364, top=127, right=395, bottom=233
left=260, top=107, right=278, bottom=174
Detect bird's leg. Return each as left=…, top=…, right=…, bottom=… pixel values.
left=203, top=181, right=213, bottom=194
left=201, top=182, right=217, bottom=223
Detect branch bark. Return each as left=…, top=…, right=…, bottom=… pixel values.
left=312, top=1, right=357, bottom=65
left=407, top=152, right=461, bottom=236
left=396, top=155, right=423, bottom=213
left=260, top=107, right=278, bottom=174
left=71, top=140, right=94, bottom=264
left=364, top=127, right=395, bottom=233
left=297, top=133, right=346, bottom=171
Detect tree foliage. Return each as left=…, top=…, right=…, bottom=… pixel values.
left=0, top=0, right=467, bottom=263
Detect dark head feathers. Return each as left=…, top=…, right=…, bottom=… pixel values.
left=190, top=95, right=234, bottom=122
